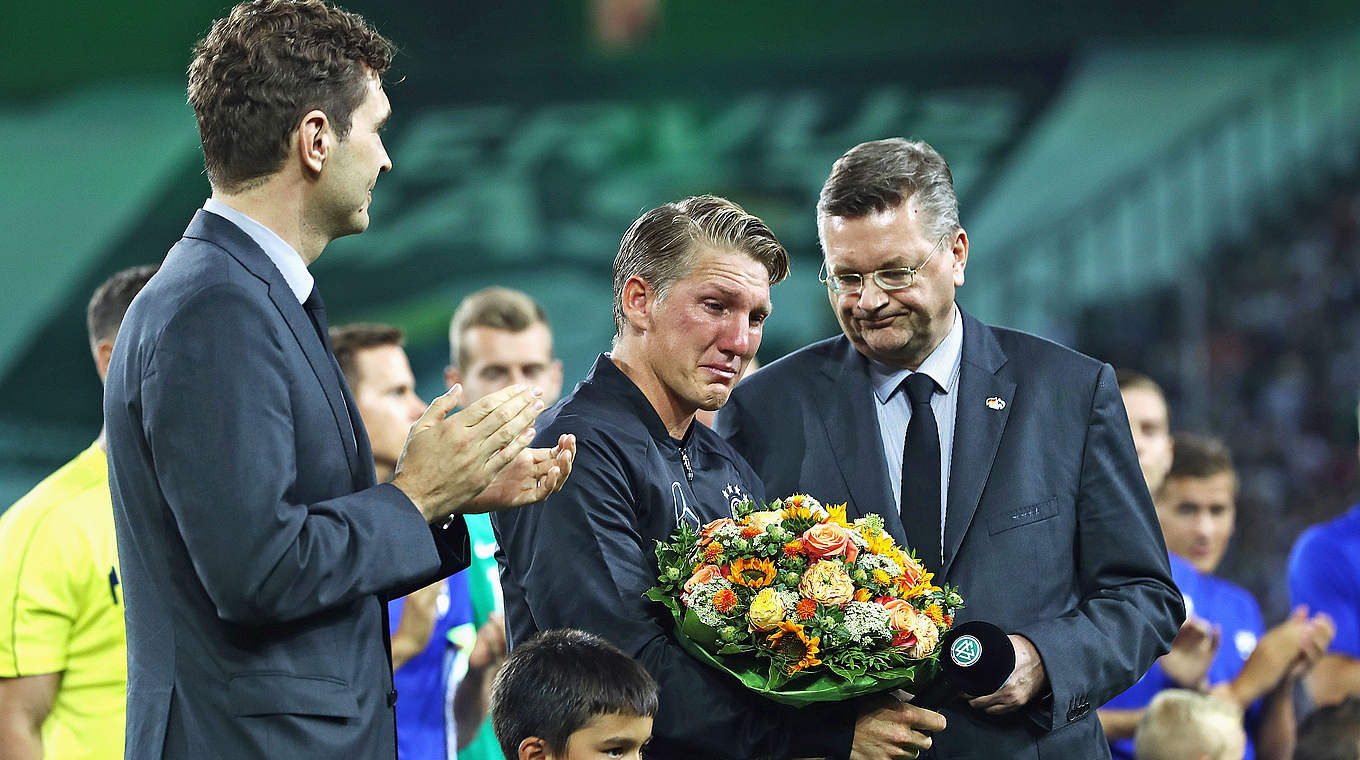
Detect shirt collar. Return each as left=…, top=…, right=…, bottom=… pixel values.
left=584, top=353, right=693, bottom=446
left=868, top=304, right=964, bottom=403
left=203, top=198, right=314, bottom=304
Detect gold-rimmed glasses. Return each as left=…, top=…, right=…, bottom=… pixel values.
left=818, top=231, right=950, bottom=295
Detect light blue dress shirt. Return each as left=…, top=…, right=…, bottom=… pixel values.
left=203, top=198, right=314, bottom=304
left=865, top=305, right=964, bottom=561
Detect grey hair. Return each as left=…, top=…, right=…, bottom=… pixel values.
left=817, top=138, right=960, bottom=246
left=612, top=195, right=789, bottom=335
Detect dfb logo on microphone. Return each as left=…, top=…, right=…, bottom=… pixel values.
left=950, top=634, right=981, bottom=667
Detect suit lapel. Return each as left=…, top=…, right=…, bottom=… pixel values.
left=186, top=210, right=362, bottom=485
left=815, top=339, right=897, bottom=533
left=942, top=312, right=1013, bottom=576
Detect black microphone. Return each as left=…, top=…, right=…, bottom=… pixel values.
left=909, top=621, right=1015, bottom=708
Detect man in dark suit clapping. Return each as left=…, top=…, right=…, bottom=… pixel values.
left=103, top=3, right=574, bottom=758
left=718, top=138, right=1183, bottom=758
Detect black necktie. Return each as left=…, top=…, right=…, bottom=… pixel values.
left=303, top=286, right=331, bottom=351
left=901, top=372, right=942, bottom=577
left=303, top=285, right=358, bottom=461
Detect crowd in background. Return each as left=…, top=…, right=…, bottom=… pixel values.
left=1083, top=178, right=1360, bottom=625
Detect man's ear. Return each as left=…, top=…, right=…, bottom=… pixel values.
left=517, top=736, right=551, bottom=760
left=619, top=275, right=655, bottom=333
left=297, top=109, right=330, bottom=176
left=950, top=228, right=969, bottom=288
left=444, top=365, right=462, bottom=392
left=93, top=339, right=115, bottom=384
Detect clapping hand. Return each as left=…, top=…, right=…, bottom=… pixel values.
left=1160, top=617, right=1220, bottom=690
left=391, top=384, right=575, bottom=522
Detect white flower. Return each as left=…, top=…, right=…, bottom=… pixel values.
left=843, top=601, right=893, bottom=644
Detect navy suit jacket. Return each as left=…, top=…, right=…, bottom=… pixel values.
left=104, top=210, right=468, bottom=759
left=717, top=310, right=1183, bottom=759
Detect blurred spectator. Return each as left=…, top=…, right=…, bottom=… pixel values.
left=1105, top=433, right=1334, bottom=760
left=1135, top=689, right=1246, bottom=760
left=443, top=287, right=562, bottom=759
left=1081, top=184, right=1360, bottom=625
left=1293, top=696, right=1360, bottom=760
left=331, top=323, right=481, bottom=760
left=0, top=265, right=155, bottom=760
left=1287, top=406, right=1360, bottom=707
left=1117, top=369, right=1176, bottom=500
left=446, top=287, right=563, bottom=405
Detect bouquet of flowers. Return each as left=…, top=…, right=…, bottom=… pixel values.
left=646, top=494, right=963, bottom=706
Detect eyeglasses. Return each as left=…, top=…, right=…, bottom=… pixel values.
left=818, top=232, right=950, bottom=295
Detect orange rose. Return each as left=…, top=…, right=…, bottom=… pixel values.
left=877, top=597, right=917, bottom=631
left=878, top=598, right=939, bottom=657
left=684, top=564, right=722, bottom=596
left=801, top=522, right=859, bottom=563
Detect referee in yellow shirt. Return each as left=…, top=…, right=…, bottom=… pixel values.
left=0, top=266, right=156, bottom=760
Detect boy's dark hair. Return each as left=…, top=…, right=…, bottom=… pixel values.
left=1295, top=697, right=1360, bottom=760
left=491, top=629, right=658, bottom=758
left=87, top=265, right=158, bottom=345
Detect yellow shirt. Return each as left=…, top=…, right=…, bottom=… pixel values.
left=0, top=444, right=126, bottom=759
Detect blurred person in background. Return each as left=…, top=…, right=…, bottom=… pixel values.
left=1117, top=369, right=1176, bottom=501
left=1102, top=369, right=1204, bottom=750
left=444, top=287, right=563, bottom=760
left=1107, top=433, right=1333, bottom=760
left=496, top=195, right=949, bottom=759
left=718, top=137, right=1182, bottom=758
left=1287, top=405, right=1360, bottom=708
left=0, top=265, right=154, bottom=760
left=1293, top=696, right=1360, bottom=760
left=333, top=323, right=495, bottom=759
left=1134, top=690, right=1246, bottom=760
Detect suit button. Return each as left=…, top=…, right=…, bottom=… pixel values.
left=387, top=689, right=398, bottom=707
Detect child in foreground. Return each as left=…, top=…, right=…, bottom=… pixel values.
left=491, top=629, right=658, bottom=760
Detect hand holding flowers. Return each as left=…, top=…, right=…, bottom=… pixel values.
left=647, top=495, right=964, bottom=705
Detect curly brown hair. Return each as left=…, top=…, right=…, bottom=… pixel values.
left=187, top=0, right=394, bottom=193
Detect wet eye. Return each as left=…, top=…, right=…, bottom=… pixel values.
left=703, top=300, right=725, bottom=314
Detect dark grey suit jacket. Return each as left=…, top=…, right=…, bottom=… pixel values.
left=104, top=210, right=468, bottom=759
left=717, top=310, right=1183, bottom=760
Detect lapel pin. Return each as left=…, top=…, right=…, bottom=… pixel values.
left=985, top=397, right=1006, bottom=411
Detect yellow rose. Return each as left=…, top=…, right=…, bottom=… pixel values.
left=746, top=510, right=785, bottom=532
left=747, top=587, right=788, bottom=631
left=798, top=560, right=856, bottom=607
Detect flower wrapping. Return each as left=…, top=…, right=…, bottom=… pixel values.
left=646, top=495, right=963, bottom=706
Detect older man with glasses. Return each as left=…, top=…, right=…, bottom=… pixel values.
left=717, top=138, right=1183, bottom=759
